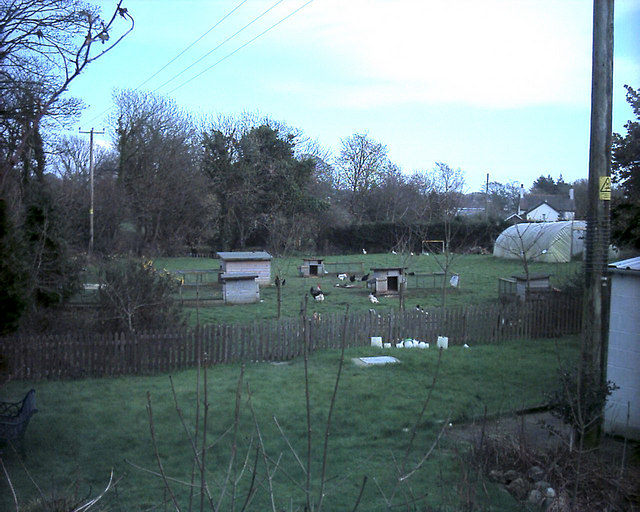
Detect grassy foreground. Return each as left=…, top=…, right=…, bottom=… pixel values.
left=1, top=336, right=579, bottom=511
left=150, top=253, right=581, bottom=325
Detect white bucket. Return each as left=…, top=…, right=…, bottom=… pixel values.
left=371, top=336, right=383, bottom=348
left=437, top=336, right=449, bottom=349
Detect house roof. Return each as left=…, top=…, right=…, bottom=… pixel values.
left=217, top=251, right=272, bottom=261
left=520, top=194, right=575, bottom=214
left=609, top=257, right=640, bottom=273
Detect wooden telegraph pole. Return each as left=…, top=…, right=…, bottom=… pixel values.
left=79, top=128, right=104, bottom=256
left=583, top=0, right=614, bottom=441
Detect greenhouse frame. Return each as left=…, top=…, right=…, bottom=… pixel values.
left=493, top=221, right=586, bottom=263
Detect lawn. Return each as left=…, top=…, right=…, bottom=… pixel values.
left=150, top=253, right=581, bottom=326
left=1, top=336, right=580, bottom=511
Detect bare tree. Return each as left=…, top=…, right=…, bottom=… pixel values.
left=417, top=163, right=465, bottom=307
left=0, top=0, right=134, bottom=193
left=335, top=133, right=388, bottom=222
left=114, top=89, right=212, bottom=254
left=494, top=222, right=553, bottom=298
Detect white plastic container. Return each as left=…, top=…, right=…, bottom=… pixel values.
left=437, top=336, right=449, bottom=349
left=383, top=342, right=392, bottom=349
left=371, top=336, right=383, bottom=348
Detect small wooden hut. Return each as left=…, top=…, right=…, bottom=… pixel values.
left=369, top=267, right=407, bottom=295
left=220, top=273, right=260, bottom=304
left=299, top=258, right=325, bottom=277
left=217, top=251, right=272, bottom=285
left=512, top=273, right=551, bottom=301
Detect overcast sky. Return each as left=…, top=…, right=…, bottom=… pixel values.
left=67, top=0, right=640, bottom=191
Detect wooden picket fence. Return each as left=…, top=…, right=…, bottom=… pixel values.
left=0, top=295, right=582, bottom=381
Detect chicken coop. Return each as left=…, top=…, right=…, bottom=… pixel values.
left=220, top=273, right=260, bottom=304
left=498, top=273, right=552, bottom=302
left=299, top=258, right=325, bottom=277
left=216, top=251, right=272, bottom=285
left=369, top=267, right=407, bottom=295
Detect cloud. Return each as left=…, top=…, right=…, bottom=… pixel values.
left=280, top=0, right=595, bottom=109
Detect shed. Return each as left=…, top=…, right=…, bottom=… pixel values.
left=220, top=273, right=260, bottom=304
left=369, top=267, right=406, bottom=295
left=604, top=257, right=640, bottom=439
left=217, top=251, right=272, bottom=285
left=512, top=273, right=551, bottom=301
left=493, top=221, right=586, bottom=263
left=299, top=258, right=325, bottom=277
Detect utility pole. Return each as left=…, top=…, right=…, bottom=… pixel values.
left=583, top=0, right=614, bottom=443
left=485, top=173, right=490, bottom=220
left=79, top=128, right=104, bottom=256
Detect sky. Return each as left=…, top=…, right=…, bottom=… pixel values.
left=67, top=0, right=640, bottom=192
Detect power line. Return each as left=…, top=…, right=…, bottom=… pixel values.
left=82, top=0, right=314, bottom=126
left=135, top=0, right=250, bottom=90
left=153, top=0, right=287, bottom=93
left=168, top=0, right=314, bottom=95
left=82, top=0, right=251, bottom=126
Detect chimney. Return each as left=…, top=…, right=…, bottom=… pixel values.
left=569, top=188, right=575, bottom=201
left=520, top=183, right=525, bottom=199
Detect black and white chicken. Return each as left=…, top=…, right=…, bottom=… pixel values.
left=310, top=285, right=324, bottom=301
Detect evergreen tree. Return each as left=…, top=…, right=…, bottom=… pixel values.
left=0, top=199, right=28, bottom=334
left=611, top=85, right=640, bottom=248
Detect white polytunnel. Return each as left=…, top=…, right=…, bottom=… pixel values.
left=493, top=221, right=586, bottom=263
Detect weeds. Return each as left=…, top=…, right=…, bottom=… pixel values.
left=134, top=302, right=457, bottom=511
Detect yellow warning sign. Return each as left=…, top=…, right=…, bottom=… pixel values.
left=599, top=176, right=611, bottom=200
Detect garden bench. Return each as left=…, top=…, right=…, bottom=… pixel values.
left=0, top=389, right=37, bottom=453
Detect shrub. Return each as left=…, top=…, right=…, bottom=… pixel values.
left=97, top=258, right=184, bottom=332
left=548, top=363, right=618, bottom=439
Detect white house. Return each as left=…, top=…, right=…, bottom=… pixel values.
left=605, top=257, right=640, bottom=439
left=517, top=186, right=576, bottom=222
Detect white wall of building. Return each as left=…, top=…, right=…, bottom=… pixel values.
left=605, top=270, right=640, bottom=439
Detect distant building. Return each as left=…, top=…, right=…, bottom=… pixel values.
left=458, top=192, right=486, bottom=217
left=216, top=251, right=272, bottom=285
left=516, top=185, right=576, bottom=221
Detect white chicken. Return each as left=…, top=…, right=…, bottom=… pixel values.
left=369, top=293, right=379, bottom=304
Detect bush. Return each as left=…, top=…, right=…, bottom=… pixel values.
left=318, top=219, right=508, bottom=254
left=97, top=258, right=184, bottom=332
left=548, top=363, right=618, bottom=438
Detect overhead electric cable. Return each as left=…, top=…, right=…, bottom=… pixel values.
left=135, top=0, right=250, bottom=90
left=153, top=0, right=287, bottom=93
left=168, top=0, right=314, bottom=95
left=82, top=0, right=250, bottom=126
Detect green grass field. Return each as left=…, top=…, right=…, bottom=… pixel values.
left=150, top=253, right=581, bottom=326
left=1, top=336, right=580, bottom=511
